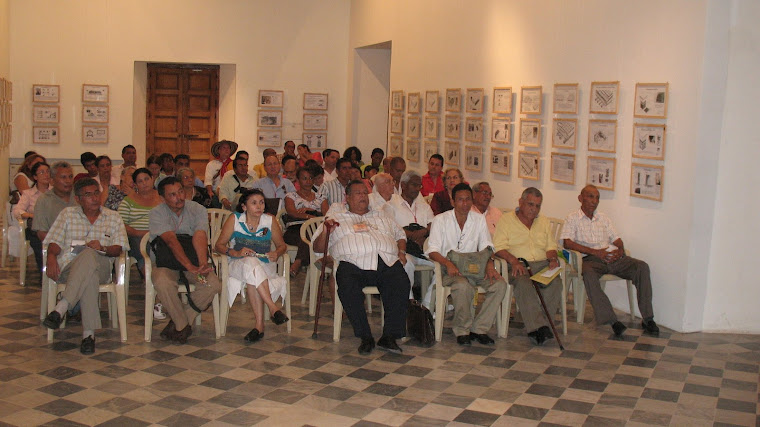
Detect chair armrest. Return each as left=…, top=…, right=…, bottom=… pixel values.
left=114, top=252, right=127, bottom=285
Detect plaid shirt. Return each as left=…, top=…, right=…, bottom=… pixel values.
left=560, top=209, right=620, bottom=250
left=43, top=206, right=129, bottom=269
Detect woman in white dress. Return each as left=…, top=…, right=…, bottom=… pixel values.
left=214, top=189, right=289, bottom=343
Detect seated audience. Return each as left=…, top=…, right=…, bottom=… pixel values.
left=204, top=140, right=238, bottom=200
left=388, top=157, right=406, bottom=195
left=494, top=188, right=561, bottom=346
left=111, top=145, right=137, bottom=184
left=361, top=148, right=384, bottom=174
left=321, top=148, right=339, bottom=182
left=368, top=173, right=395, bottom=218
left=278, top=140, right=297, bottom=163
left=343, top=146, right=364, bottom=167
left=156, top=153, right=176, bottom=184
left=146, top=155, right=162, bottom=185
left=149, top=177, right=222, bottom=344
left=214, top=189, right=290, bottom=343
left=283, top=167, right=328, bottom=277
left=73, top=152, right=98, bottom=183
left=313, top=180, right=410, bottom=355
left=421, top=154, right=445, bottom=197
left=95, top=156, right=126, bottom=211
left=431, top=168, right=464, bottom=215
left=364, top=165, right=379, bottom=181
left=174, top=154, right=205, bottom=187
left=12, top=153, right=46, bottom=201
left=282, top=155, right=297, bottom=183
left=253, top=149, right=276, bottom=179
left=306, top=162, right=325, bottom=194
left=320, top=157, right=353, bottom=206
left=118, top=168, right=162, bottom=277
left=561, top=185, right=659, bottom=337
left=296, top=143, right=323, bottom=167
left=33, top=161, right=77, bottom=245
left=252, top=154, right=296, bottom=214
left=177, top=167, right=213, bottom=208
left=426, top=183, right=507, bottom=346
left=219, top=157, right=255, bottom=210
left=233, top=150, right=258, bottom=180
left=13, top=161, right=50, bottom=272
left=471, top=182, right=502, bottom=235
left=42, top=178, right=129, bottom=355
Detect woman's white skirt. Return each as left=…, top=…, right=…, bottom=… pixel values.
left=226, top=257, right=287, bottom=307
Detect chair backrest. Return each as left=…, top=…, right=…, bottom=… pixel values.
left=546, top=217, right=564, bottom=248
left=275, top=208, right=286, bottom=231
left=300, top=216, right=325, bottom=246
left=208, top=208, right=232, bottom=246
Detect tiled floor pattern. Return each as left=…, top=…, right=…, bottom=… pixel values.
left=0, top=262, right=758, bottom=426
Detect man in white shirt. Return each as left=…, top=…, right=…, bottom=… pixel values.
left=218, top=157, right=256, bottom=210
left=313, top=180, right=410, bottom=355
left=320, top=157, right=353, bottom=206
left=111, top=145, right=137, bottom=185
left=471, top=182, right=503, bottom=236
left=321, top=149, right=339, bottom=182
left=561, top=185, right=659, bottom=337
left=426, top=183, right=507, bottom=346
left=369, top=173, right=395, bottom=218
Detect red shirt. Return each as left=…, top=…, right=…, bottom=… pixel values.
left=421, top=173, right=444, bottom=197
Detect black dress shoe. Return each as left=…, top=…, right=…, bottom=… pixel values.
left=160, top=320, right=177, bottom=341
left=80, top=336, right=95, bottom=355
left=469, top=332, right=495, bottom=345
left=528, top=329, right=547, bottom=346
left=538, top=326, right=554, bottom=340
left=377, top=335, right=402, bottom=353
left=358, top=337, right=375, bottom=355
left=43, top=311, right=64, bottom=330
left=174, top=325, right=192, bottom=344
left=244, top=328, right=264, bottom=343
left=612, top=321, right=627, bottom=337
left=270, top=310, right=289, bottom=325
left=641, top=319, right=660, bottom=337
left=456, top=335, right=472, bottom=346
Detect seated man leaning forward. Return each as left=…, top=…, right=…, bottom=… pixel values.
left=42, top=178, right=129, bottom=355
left=494, top=187, right=562, bottom=346
left=561, top=185, right=659, bottom=337
left=426, top=183, right=507, bottom=346
left=149, top=177, right=222, bottom=344
left=312, top=180, right=410, bottom=355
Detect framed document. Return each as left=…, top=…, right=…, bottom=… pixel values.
left=425, top=90, right=439, bottom=113
left=424, top=116, right=439, bottom=139
left=82, top=84, right=109, bottom=103
left=520, top=86, right=543, bottom=115
left=490, top=148, right=510, bottom=176
left=406, top=139, right=421, bottom=163
left=492, top=87, right=513, bottom=114
left=33, top=84, right=60, bottom=103
left=33, top=126, right=59, bottom=144
left=258, top=110, right=283, bottom=127
left=550, top=152, right=575, bottom=184
left=424, top=141, right=438, bottom=161
left=257, top=129, right=282, bottom=147
left=303, top=113, right=328, bottom=130
left=407, top=115, right=421, bottom=138
left=587, top=156, right=616, bottom=190
left=391, top=91, right=404, bottom=111
left=588, top=119, right=617, bottom=153
left=464, top=116, right=483, bottom=143
left=303, top=93, right=328, bottom=110
left=519, top=118, right=541, bottom=147
left=33, top=105, right=59, bottom=124
left=553, top=83, right=579, bottom=114
left=445, top=88, right=461, bottom=112
left=631, top=163, right=664, bottom=201
left=552, top=118, right=577, bottom=149
left=589, top=81, right=619, bottom=114
left=407, top=92, right=421, bottom=114
left=464, top=145, right=482, bottom=172
left=444, top=141, right=460, bottom=166
left=83, top=125, right=108, bottom=143
left=444, top=115, right=460, bottom=139
left=466, top=88, right=484, bottom=114
left=303, top=132, right=327, bottom=150
left=389, top=136, right=403, bottom=157
left=518, top=151, right=540, bottom=180
left=258, top=90, right=284, bottom=108
left=82, top=105, right=109, bottom=123
left=634, top=83, right=668, bottom=118
left=491, top=118, right=511, bottom=144
left=632, top=123, right=666, bottom=160
left=390, top=114, right=403, bottom=134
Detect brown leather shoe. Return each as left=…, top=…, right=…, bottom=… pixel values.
left=159, top=320, right=177, bottom=341
left=174, top=325, right=192, bottom=344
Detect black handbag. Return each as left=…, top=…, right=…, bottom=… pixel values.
left=403, top=223, right=428, bottom=259
left=150, top=234, right=198, bottom=271
left=406, top=299, right=435, bottom=347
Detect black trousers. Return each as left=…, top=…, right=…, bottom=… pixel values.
left=25, top=225, right=43, bottom=272
left=336, top=257, right=410, bottom=339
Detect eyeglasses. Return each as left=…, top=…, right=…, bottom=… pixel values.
left=475, top=190, right=494, bottom=197
left=80, top=190, right=101, bottom=198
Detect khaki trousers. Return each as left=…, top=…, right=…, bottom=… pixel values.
left=442, top=274, right=507, bottom=337
left=509, top=259, right=562, bottom=333
left=152, top=267, right=222, bottom=330
left=58, top=248, right=113, bottom=332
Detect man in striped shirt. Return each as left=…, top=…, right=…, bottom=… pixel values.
left=313, top=180, right=410, bottom=355
left=319, top=157, right=353, bottom=206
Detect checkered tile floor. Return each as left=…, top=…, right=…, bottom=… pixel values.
left=0, top=261, right=758, bottom=426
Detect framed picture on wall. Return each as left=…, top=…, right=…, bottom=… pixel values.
left=406, top=139, right=421, bottom=163
left=82, top=125, right=108, bottom=143
left=550, top=152, right=575, bottom=184
left=424, top=116, right=438, bottom=139
left=390, top=114, right=403, bottom=134
left=520, top=86, right=543, bottom=115
left=391, top=90, right=404, bottom=111
left=5, top=79, right=12, bottom=101
left=389, top=136, right=403, bottom=157
left=82, top=84, right=109, bottom=103
left=490, top=148, right=510, bottom=176
left=303, top=132, right=327, bottom=150
left=492, top=87, right=512, bottom=114
left=407, top=92, right=421, bottom=114
left=33, top=105, right=59, bottom=123
left=466, top=88, right=484, bottom=114
left=407, top=115, right=421, bottom=138
left=587, top=156, right=616, bottom=190
left=519, top=118, right=541, bottom=147
left=589, top=81, right=619, bottom=114
left=82, top=105, right=109, bottom=123
left=303, top=113, right=328, bottom=130
left=0, top=78, right=6, bottom=101
left=518, top=151, right=540, bottom=180
left=444, top=141, right=460, bottom=166
left=32, top=84, right=59, bottom=103
left=552, top=118, right=577, bottom=149
left=491, top=118, right=510, bottom=144
left=303, top=93, right=328, bottom=110
left=631, top=162, right=664, bottom=201
left=444, top=115, right=460, bottom=139
left=464, top=116, right=483, bottom=142
left=258, top=110, right=282, bottom=127
left=258, top=90, right=284, bottom=108
left=257, top=129, right=282, bottom=147
left=33, top=126, right=59, bottom=144
left=632, top=123, right=666, bottom=160
left=445, top=88, right=461, bottom=112
left=634, top=82, right=669, bottom=118
left=553, top=83, right=579, bottom=114
left=588, top=119, right=617, bottom=153
left=425, top=90, right=439, bottom=113
left=424, top=141, right=438, bottom=161
left=464, top=145, right=482, bottom=172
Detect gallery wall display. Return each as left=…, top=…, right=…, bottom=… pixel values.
left=466, top=88, right=484, bottom=114
left=518, top=151, right=540, bottom=180
left=491, top=118, right=510, bottom=144
left=490, top=148, right=510, bottom=176
left=550, top=152, right=575, bottom=185
left=424, top=116, right=438, bottom=139
left=630, top=163, right=664, bottom=201
left=391, top=91, right=404, bottom=111
left=634, top=83, right=668, bottom=119
left=424, top=141, right=438, bottom=161
left=464, top=145, right=482, bottom=172
left=33, top=84, right=59, bottom=103
left=444, top=115, right=460, bottom=139
left=553, top=83, right=579, bottom=114
left=257, top=129, right=282, bottom=147
left=407, top=115, right=421, bottom=138
left=552, top=118, right=577, bottom=149
left=407, top=92, right=421, bottom=114
left=82, top=125, right=108, bottom=144
left=519, top=118, right=541, bottom=147
left=303, top=113, right=328, bottom=130
left=464, top=116, right=483, bottom=143
left=492, top=87, right=512, bottom=114
left=425, top=90, right=439, bottom=113
left=303, top=93, right=328, bottom=110
left=0, top=78, right=11, bottom=149
left=588, top=119, right=617, bottom=153
left=258, top=90, right=283, bottom=108
left=632, top=123, right=666, bottom=160
left=303, top=132, right=326, bottom=150
left=390, top=114, right=403, bottom=134
left=389, top=136, right=403, bottom=157
left=445, top=88, right=461, bottom=112
left=33, top=105, right=59, bottom=123
left=589, top=81, right=619, bottom=114
left=82, top=105, right=108, bottom=123
left=258, top=110, right=282, bottom=127
left=520, top=86, right=542, bottom=115
left=82, top=84, right=109, bottom=103
left=444, top=141, right=460, bottom=166
left=406, top=139, right=420, bottom=162
left=33, top=126, right=59, bottom=144
left=587, top=156, right=616, bottom=190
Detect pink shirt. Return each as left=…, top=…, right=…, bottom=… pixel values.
left=471, top=205, right=503, bottom=236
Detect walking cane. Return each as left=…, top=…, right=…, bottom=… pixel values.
left=518, top=258, right=564, bottom=350
left=312, top=224, right=333, bottom=339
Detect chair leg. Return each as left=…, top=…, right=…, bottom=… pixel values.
left=434, top=286, right=447, bottom=342
left=1, top=229, right=7, bottom=268
left=500, top=284, right=512, bottom=339
left=144, top=286, right=155, bottom=342
left=365, top=293, right=373, bottom=314
left=574, top=279, right=585, bottom=324
left=627, top=280, right=637, bottom=321
left=301, top=268, right=310, bottom=304
left=46, top=284, right=58, bottom=343
left=212, top=294, right=221, bottom=339
left=19, top=242, right=27, bottom=286
left=115, top=287, right=127, bottom=342
left=108, top=293, right=117, bottom=328
left=561, top=279, right=568, bottom=336
left=333, top=291, right=342, bottom=342
left=309, top=268, right=319, bottom=316
left=40, top=277, right=49, bottom=320
left=285, top=284, right=292, bottom=334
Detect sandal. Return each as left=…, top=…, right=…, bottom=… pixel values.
left=271, top=310, right=290, bottom=325
left=244, top=328, right=264, bottom=343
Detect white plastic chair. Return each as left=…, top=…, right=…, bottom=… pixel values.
left=333, top=286, right=383, bottom=342
left=42, top=249, right=128, bottom=342
left=276, top=209, right=298, bottom=268
left=3, top=202, right=30, bottom=287
left=208, top=209, right=245, bottom=305
left=140, top=233, right=222, bottom=342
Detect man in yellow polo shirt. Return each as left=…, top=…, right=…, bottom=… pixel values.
left=493, top=187, right=562, bottom=346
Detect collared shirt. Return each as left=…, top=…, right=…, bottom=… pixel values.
left=204, top=159, right=233, bottom=190
left=493, top=211, right=556, bottom=262
left=13, top=187, right=46, bottom=220
left=252, top=176, right=296, bottom=199
left=560, top=208, right=620, bottom=250
left=219, top=172, right=256, bottom=207
left=314, top=209, right=405, bottom=271
left=471, top=205, right=503, bottom=236
left=368, top=192, right=394, bottom=218
left=252, top=163, right=267, bottom=180
left=426, top=210, right=494, bottom=257
left=322, top=168, right=338, bottom=182
left=149, top=200, right=208, bottom=241
left=43, top=206, right=129, bottom=269
left=320, top=178, right=347, bottom=206
left=32, top=190, right=78, bottom=233
left=421, top=173, right=444, bottom=197
left=389, top=194, right=434, bottom=228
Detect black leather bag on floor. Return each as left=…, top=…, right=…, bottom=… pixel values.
left=407, top=299, right=435, bottom=347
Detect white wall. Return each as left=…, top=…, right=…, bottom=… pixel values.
left=9, top=0, right=351, bottom=166
left=0, top=0, right=9, bottom=205
left=350, top=45, right=391, bottom=159
left=349, top=0, right=726, bottom=332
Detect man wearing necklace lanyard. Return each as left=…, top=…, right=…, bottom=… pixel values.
left=313, top=180, right=410, bottom=355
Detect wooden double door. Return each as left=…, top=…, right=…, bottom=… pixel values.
left=146, top=63, right=219, bottom=179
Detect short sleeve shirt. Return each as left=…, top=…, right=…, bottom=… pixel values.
left=32, top=191, right=78, bottom=233
left=493, top=211, right=557, bottom=262
left=149, top=201, right=208, bottom=241
left=560, top=209, right=620, bottom=250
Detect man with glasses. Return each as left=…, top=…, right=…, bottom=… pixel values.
left=471, top=182, right=502, bottom=236
left=42, top=178, right=129, bottom=355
